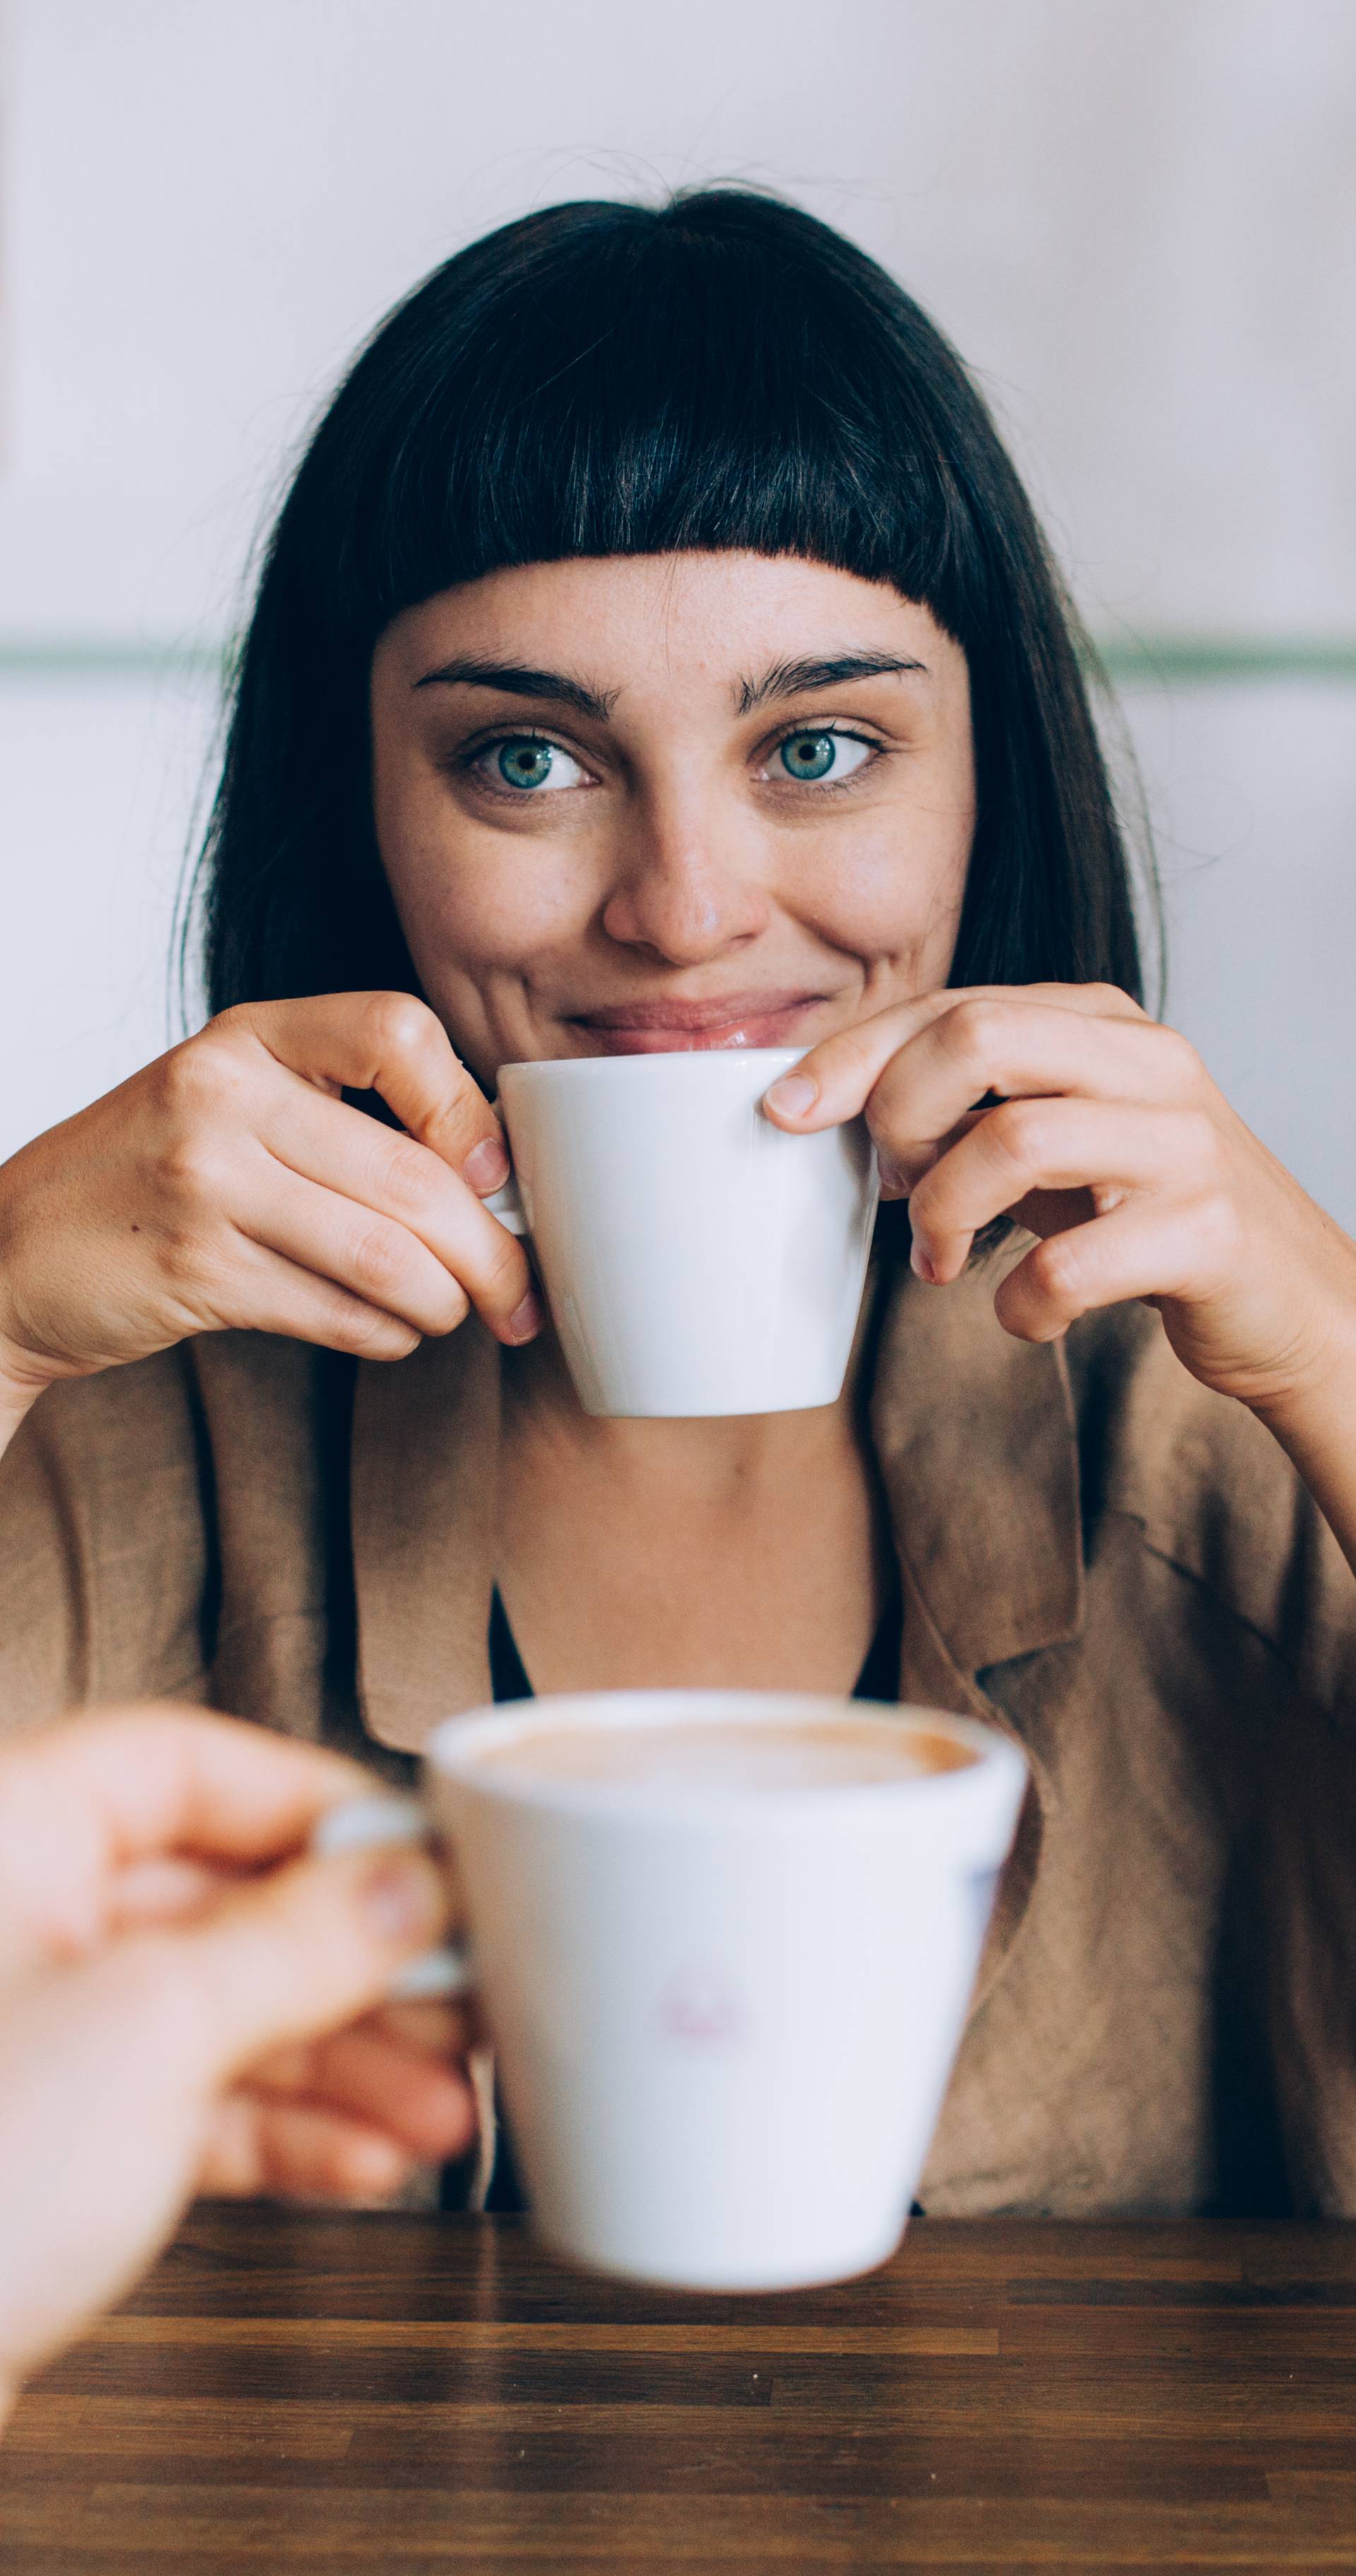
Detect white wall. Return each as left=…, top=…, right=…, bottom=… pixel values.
left=2, top=0, right=1354, bottom=1221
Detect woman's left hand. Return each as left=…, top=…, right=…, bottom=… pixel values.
left=764, top=983, right=1356, bottom=1421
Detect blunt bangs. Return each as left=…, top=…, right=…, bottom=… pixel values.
left=324, top=193, right=968, bottom=646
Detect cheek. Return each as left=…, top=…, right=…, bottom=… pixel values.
left=380, top=810, right=592, bottom=982
left=788, top=813, right=970, bottom=970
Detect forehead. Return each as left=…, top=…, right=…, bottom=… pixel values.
left=375, top=551, right=958, bottom=702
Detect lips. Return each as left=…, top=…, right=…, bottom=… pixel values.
left=568, top=991, right=831, bottom=1054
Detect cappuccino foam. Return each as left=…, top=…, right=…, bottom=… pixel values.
left=472, top=1715, right=973, bottom=1796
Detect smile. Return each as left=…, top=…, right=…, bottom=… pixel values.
left=566, top=991, right=834, bottom=1054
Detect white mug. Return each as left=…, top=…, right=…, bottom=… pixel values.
left=483, top=1049, right=879, bottom=1417
left=323, top=1693, right=1027, bottom=2292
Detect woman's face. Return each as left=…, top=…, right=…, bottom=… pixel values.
left=370, top=551, right=975, bottom=1087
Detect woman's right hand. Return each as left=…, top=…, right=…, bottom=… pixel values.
left=0, top=992, right=540, bottom=1434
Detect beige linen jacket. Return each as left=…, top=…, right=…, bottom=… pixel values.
left=4, top=1260, right=1356, bottom=2218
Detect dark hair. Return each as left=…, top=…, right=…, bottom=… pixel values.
left=195, top=188, right=1148, bottom=1018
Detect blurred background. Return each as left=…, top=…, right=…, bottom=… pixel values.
left=2, top=0, right=1353, bottom=1219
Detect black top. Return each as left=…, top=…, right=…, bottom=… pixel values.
left=476, top=1577, right=905, bottom=2216
left=487, top=1580, right=904, bottom=1707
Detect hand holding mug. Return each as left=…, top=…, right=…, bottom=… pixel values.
left=0, top=992, right=542, bottom=1450
left=0, top=1706, right=476, bottom=2417
left=765, top=982, right=1356, bottom=1421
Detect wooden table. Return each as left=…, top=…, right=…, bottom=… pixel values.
left=5, top=2208, right=1356, bottom=2568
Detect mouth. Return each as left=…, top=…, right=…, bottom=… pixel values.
left=567, top=990, right=834, bottom=1055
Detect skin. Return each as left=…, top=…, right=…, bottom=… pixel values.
left=0, top=1707, right=475, bottom=2421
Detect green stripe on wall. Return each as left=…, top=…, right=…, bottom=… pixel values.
left=1093, top=636, right=1356, bottom=684
left=2, top=636, right=1356, bottom=684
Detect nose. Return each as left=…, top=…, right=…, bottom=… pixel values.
left=600, top=803, right=769, bottom=965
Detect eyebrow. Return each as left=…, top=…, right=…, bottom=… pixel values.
left=736, top=652, right=927, bottom=715
left=412, top=647, right=926, bottom=725
left=413, top=657, right=618, bottom=722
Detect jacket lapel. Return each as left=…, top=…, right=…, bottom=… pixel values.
left=351, top=1320, right=501, bottom=1752
left=869, top=1257, right=1084, bottom=2000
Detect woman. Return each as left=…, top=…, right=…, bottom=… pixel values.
left=1, top=190, right=1354, bottom=2217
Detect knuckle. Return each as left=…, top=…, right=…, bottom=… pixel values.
left=1157, top=1026, right=1207, bottom=1095
left=1088, top=982, right=1143, bottom=1017
left=360, top=991, right=440, bottom=1062
left=941, top=996, right=1008, bottom=1073
left=1028, top=1233, right=1084, bottom=1304
left=155, top=1130, right=229, bottom=1208
left=169, top=1025, right=252, bottom=1109
left=347, top=1220, right=410, bottom=1299
left=439, top=1279, right=472, bottom=1332
left=374, top=1133, right=442, bottom=1221
left=328, top=1301, right=420, bottom=1359
left=987, top=1099, right=1050, bottom=1170
left=475, top=1222, right=529, bottom=1308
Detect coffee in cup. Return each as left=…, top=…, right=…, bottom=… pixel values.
left=471, top=1711, right=975, bottom=1791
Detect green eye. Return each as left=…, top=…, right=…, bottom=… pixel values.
left=780, top=732, right=836, bottom=780
left=497, top=739, right=556, bottom=790
left=777, top=729, right=871, bottom=784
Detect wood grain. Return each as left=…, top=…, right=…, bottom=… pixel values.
left=6, top=2208, right=1356, bottom=2568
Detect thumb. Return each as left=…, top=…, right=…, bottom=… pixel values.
left=160, top=1842, right=451, bottom=2090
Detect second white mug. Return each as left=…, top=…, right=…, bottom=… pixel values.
left=485, top=1048, right=879, bottom=1418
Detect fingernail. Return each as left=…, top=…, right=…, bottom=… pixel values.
left=506, top=1289, right=544, bottom=1342
left=360, top=1852, right=444, bottom=1948
left=463, top=1136, right=510, bottom=1193
left=763, top=1073, right=818, bottom=1121
left=878, top=1156, right=909, bottom=1199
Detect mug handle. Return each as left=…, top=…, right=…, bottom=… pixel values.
left=482, top=1178, right=528, bottom=1236
left=311, top=1795, right=474, bottom=2002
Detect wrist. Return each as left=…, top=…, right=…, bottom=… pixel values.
left=1246, top=1307, right=1356, bottom=1447
left=1245, top=1313, right=1356, bottom=1578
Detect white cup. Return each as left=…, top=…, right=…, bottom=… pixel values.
left=483, top=1049, right=879, bottom=1417
left=329, top=1693, right=1027, bottom=2292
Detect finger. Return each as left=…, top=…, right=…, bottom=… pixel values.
left=201, top=2094, right=411, bottom=2202
left=239, top=1161, right=472, bottom=1338
left=908, top=1099, right=1216, bottom=1282
left=866, top=1005, right=1204, bottom=1192
left=762, top=983, right=1148, bottom=1131
left=239, top=1108, right=538, bottom=1344
left=993, top=1197, right=1231, bottom=1343
left=156, top=1840, right=453, bottom=2089
left=369, top=1998, right=471, bottom=2053
left=106, top=1856, right=228, bottom=1929
left=249, top=1998, right=478, bottom=2096
left=193, top=1229, right=424, bottom=1363
left=222, top=993, right=511, bottom=1193
left=0, top=1710, right=379, bottom=1964
left=245, top=2021, right=477, bottom=2162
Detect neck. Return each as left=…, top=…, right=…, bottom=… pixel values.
left=500, top=1318, right=865, bottom=1503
